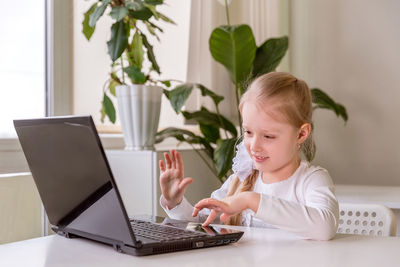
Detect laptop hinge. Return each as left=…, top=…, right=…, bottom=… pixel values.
left=133, top=240, right=143, bottom=248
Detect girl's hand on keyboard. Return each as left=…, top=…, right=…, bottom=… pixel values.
left=159, top=150, right=193, bottom=210
left=192, top=192, right=261, bottom=226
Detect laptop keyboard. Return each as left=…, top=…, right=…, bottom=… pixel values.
left=131, top=219, right=208, bottom=241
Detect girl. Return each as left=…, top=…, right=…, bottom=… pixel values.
left=159, top=72, right=339, bottom=241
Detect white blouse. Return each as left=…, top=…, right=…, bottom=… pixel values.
left=160, top=160, right=339, bottom=241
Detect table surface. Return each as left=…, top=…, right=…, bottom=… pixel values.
left=1, top=225, right=400, bottom=267
left=335, top=184, right=400, bottom=209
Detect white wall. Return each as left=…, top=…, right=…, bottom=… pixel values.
left=290, top=0, right=400, bottom=185
left=73, top=0, right=191, bottom=128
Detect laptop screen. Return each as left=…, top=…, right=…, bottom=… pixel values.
left=14, top=116, right=136, bottom=246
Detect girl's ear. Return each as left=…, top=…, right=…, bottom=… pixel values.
left=297, top=123, right=311, bottom=144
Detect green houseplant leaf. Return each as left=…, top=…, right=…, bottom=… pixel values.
left=252, top=36, right=289, bottom=78
left=107, top=20, right=128, bottom=62
left=144, top=0, right=164, bottom=5
left=182, top=107, right=237, bottom=137
left=156, top=127, right=214, bottom=158
left=199, top=123, right=220, bottom=144
left=141, top=34, right=160, bottom=74
left=110, top=6, right=129, bottom=21
left=165, top=83, right=224, bottom=114
left=123, top=65, right=146, bottom=84
left=103, top=93, right=116, bottom=123
left=165, top=84, right=193, bottom=114
left=82, top=3, right=97, bottom=40
left=89, top=0, right=111, bottom=27
left=197, top=84, right=224, bottom=106
left=130, top=32, right=145, bottom=69
left=311, top=88, right=348, bottom=122
left=214, top=138, right=237, bottom=179
left=209, top=25, right=257, bottom=90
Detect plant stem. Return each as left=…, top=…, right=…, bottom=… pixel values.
left=224, top=0, right=230, bottom=25
left=235, top=83, right=243, bottom=136
left=120, top=57, right=125, bottom=84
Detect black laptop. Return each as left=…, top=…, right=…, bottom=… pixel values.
left=13, top=116, right=243, bottom=256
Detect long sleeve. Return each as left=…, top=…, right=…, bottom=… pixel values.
left=254, top=170, right=339, bottom=240
left=160, top=174, right=236, bottom=222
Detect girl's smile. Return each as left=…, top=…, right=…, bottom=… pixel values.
left=252, top=154, right=269, bottom=163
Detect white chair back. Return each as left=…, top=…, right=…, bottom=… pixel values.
left=337, top=203, right=397, bottom=237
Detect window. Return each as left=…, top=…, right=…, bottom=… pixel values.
left=0, top=0, right=46, bottom=138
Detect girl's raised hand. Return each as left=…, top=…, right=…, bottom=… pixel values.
left=159, top=150, right=193, bottom=209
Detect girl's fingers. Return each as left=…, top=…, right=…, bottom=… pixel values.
left=192, top=207, right=200, bottom=217
left=178, top=177, right=193, bottom=191
left=194, top=198, right=227, bottom=213
left=164, top=152, right=172, bottom=168
left=171, top=150, right=177, bottom=169
left=176, top=150, right=184, bottom=174
left=202, top=210, right=219, bottom=227
left=219, top=213, right=231, bottom=223
left=159, top=160, right=165, bottom=172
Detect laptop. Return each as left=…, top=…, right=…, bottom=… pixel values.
left=13, top=116, right=243, bottom=256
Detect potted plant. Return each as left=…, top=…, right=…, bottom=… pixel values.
left=156, top=1, right=348, bottom=182
left=82, top=0, right=174, bottom=150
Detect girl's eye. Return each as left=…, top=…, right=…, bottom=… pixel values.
left=264, top=135, right=275, bottom=139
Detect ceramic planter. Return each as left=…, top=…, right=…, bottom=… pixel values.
left=116, top=84, right=163, bottom=150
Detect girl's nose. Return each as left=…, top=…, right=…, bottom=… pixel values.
left=250, top=136, right=262, bottom=152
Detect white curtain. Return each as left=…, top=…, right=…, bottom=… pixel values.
left=185, top=0, right=289, bottom=123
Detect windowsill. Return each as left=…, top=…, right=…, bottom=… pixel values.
left=0, top=124, right=204, bottom=152
left=0, top=124, right=205, bottom=174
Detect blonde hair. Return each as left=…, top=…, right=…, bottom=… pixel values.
left=226, top=72, right=314, bottom=226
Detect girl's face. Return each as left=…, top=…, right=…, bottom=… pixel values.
left=241, top=100, right=301, bottom=181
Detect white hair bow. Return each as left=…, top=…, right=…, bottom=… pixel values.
left=232, top=141, right=254, bottom=181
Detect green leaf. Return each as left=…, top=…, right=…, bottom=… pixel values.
left=144, top=0, right=163, bottom=5
left=156, top=11, right=176, bottom=24
left=126, top=0, right=144, bottom=11
left=209, top=25, right=256, bottom=89
left=111, top=72, right=122, bottom=84
left=107, top=20, right=128, bottom=62
left=252, top=36, right=289, bottom=79
left=82, top=3, right=97, bottom=40
left=160, top=80, right=171, bottom=87
left=100, top=101, right=106, bottom=123
left=311, top=88, right=348, bottom=122
left=197, top=84, right=224, bottom=106
left=147, top=20, right=164, bottom=33
left=110, top=6, right=129, bottom=21
left=145, top=21, right=159, bottom=41
left=103, top=93, right=116, bottom=123
left=182, top=107, right=237, bottom=137
left=123, top=65, right=147, bottom=84
left=155, top=127, right=214, bottom=157
left=145, top=5, right=160, bottom=19
left=200, top=123, right=220, bottom=144
left=141, top=34, right=160, bottom=74
left=89, top=0, right=111, bottom=28
left=214, top=138, right=237, bottom=179
left=109, top=80, right=119, bottom=96
left=131, top=32, right=145, bottom=69
left=166, top=84, right=194, bottom=113
left=129, top=7, right=153, bottom=20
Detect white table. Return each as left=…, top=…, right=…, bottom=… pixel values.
left=1, top=226, right=400, bottom=267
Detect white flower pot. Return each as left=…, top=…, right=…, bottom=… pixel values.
left=116, top=84, right=163, bottom=150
